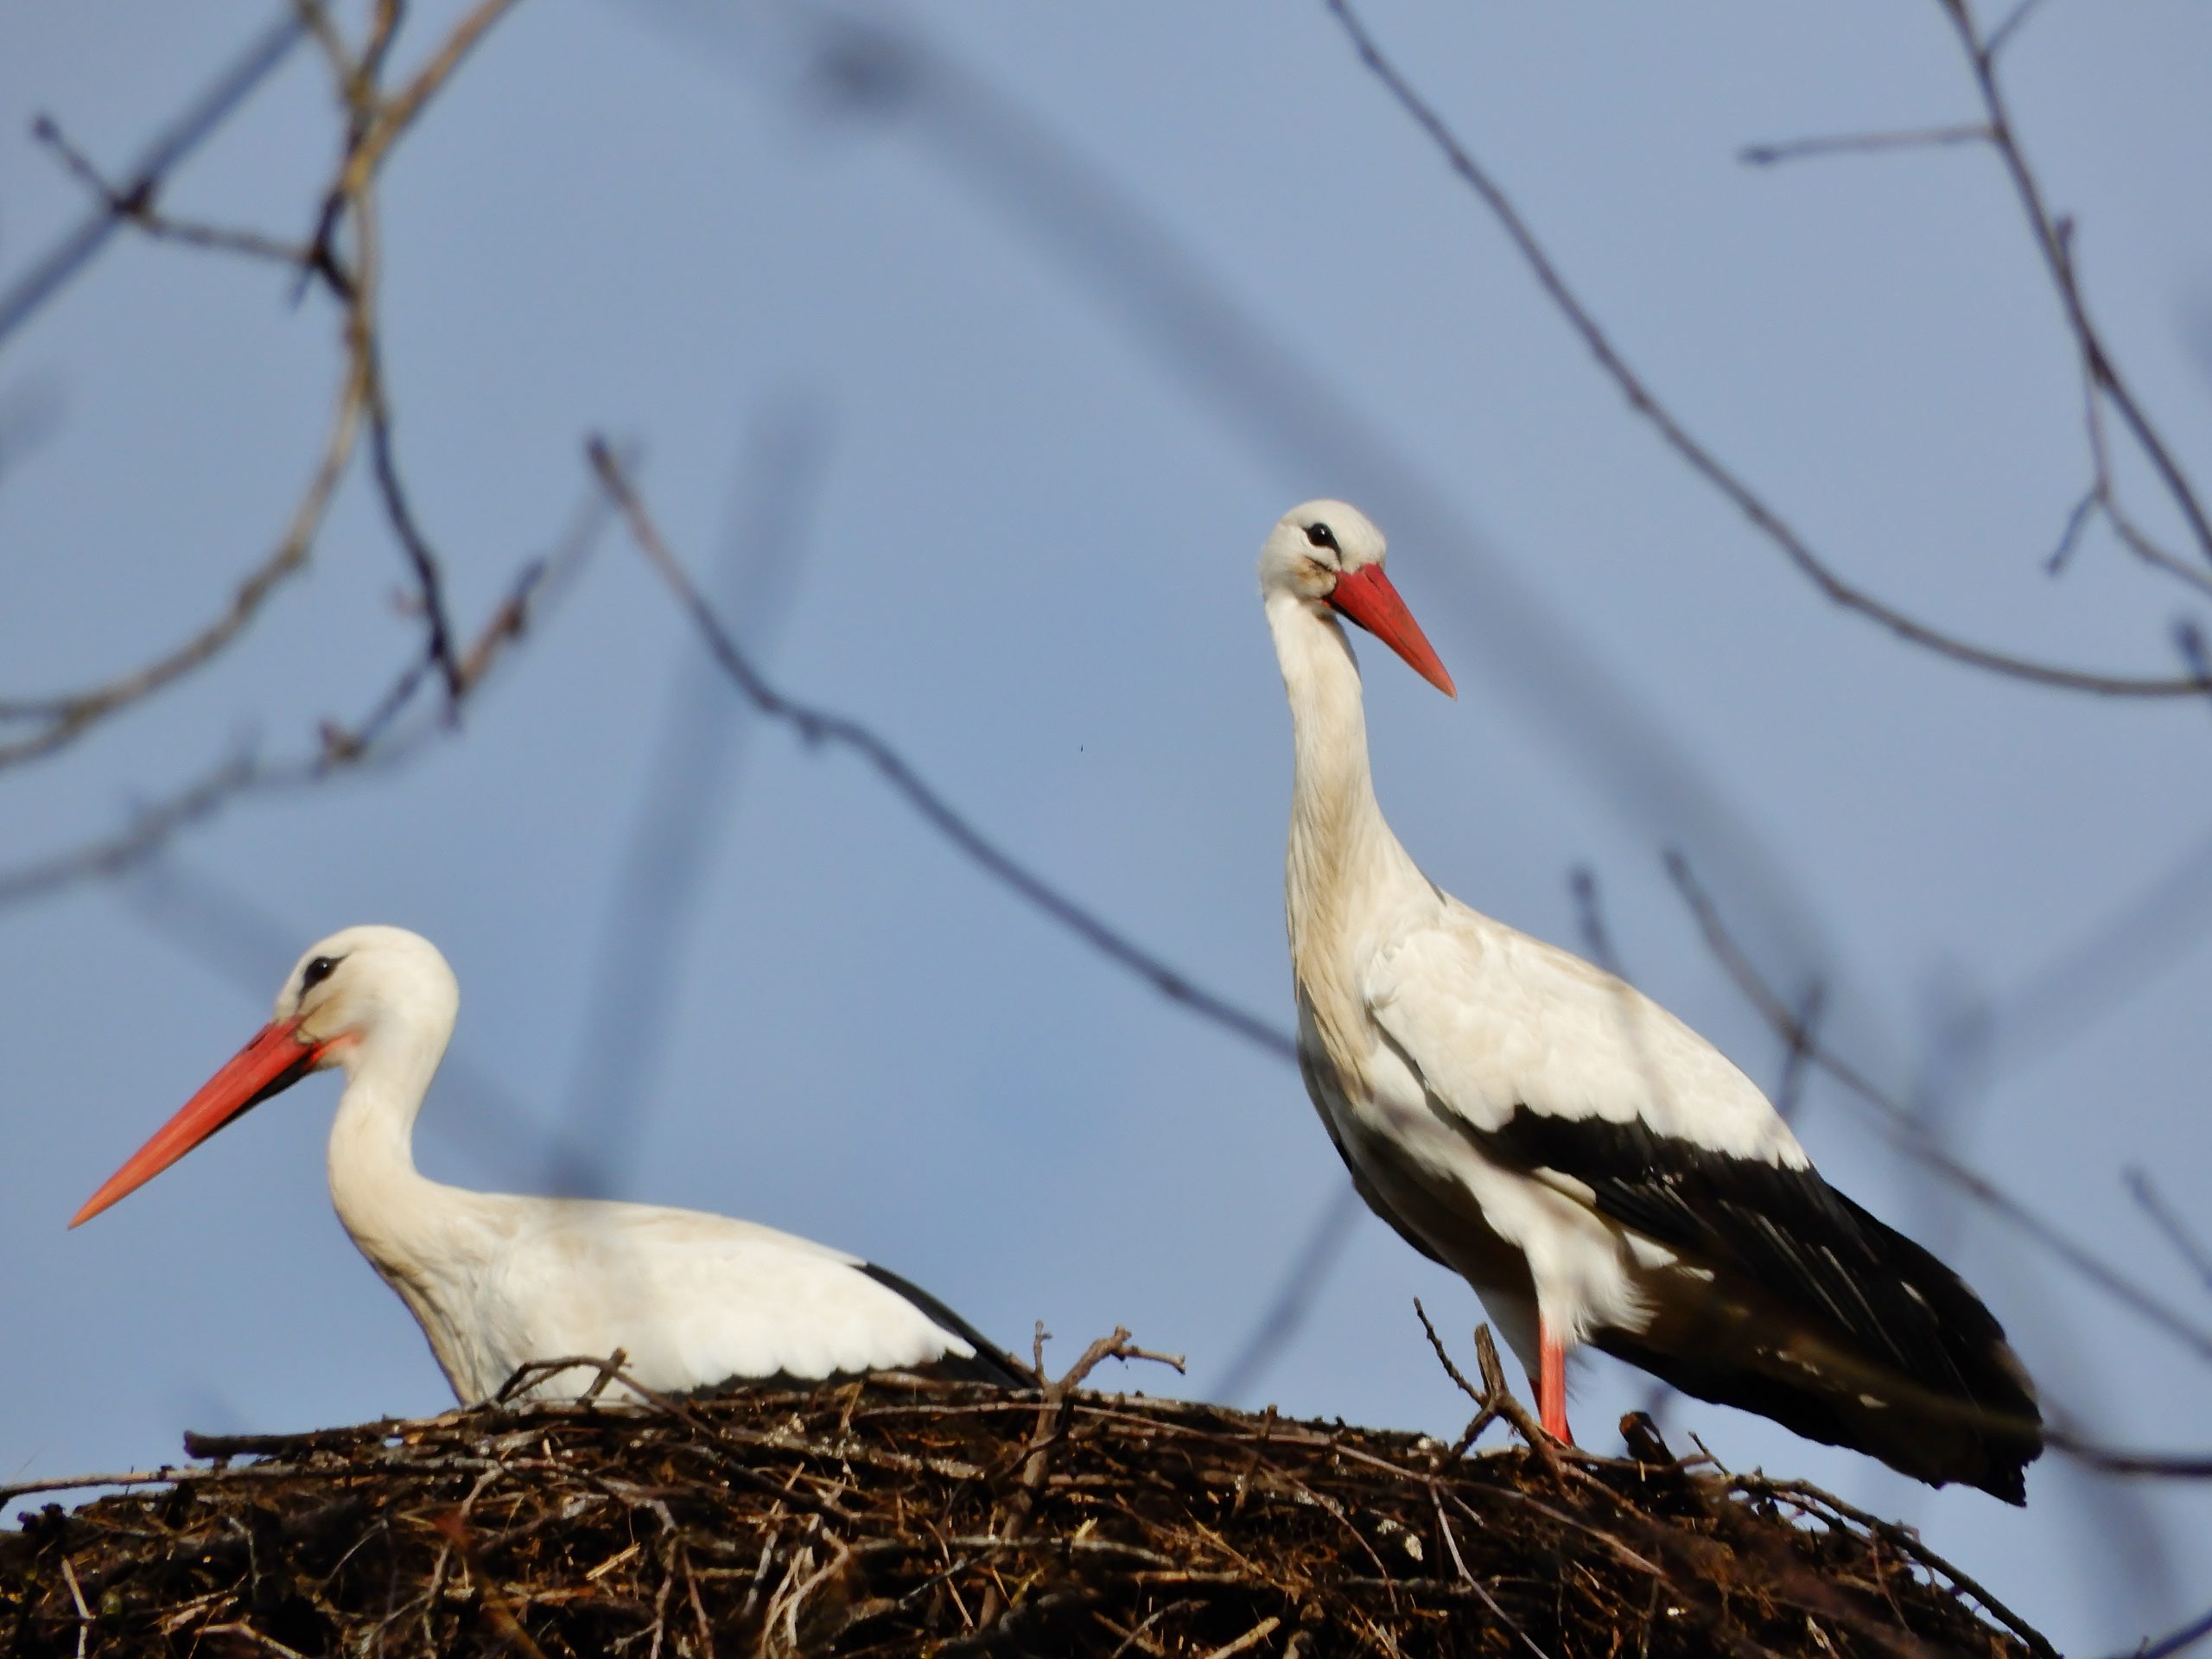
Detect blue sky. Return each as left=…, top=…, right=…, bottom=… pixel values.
left=4, top=3, right=2210, bottom=1649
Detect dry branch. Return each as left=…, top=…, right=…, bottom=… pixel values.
left=0, top=0, right=522, bottom=772
left=589, top=436, right=1300, bottom=1066
left=1324, top=0, right=2212, bottom=697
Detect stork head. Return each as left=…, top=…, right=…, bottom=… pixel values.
left=1258, top=499, right=1455, bottom=696
left=71, top=926, right=459, bottom=1227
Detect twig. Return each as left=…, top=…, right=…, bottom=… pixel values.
left=1427, top=1486, right=1556, bottom=1659
left=0, top=1468, right=191, bottom=1506
left=2111, top=1602, right=2212, bottom=1659
left=1739, top=123, right=1992, bottom=166
left=1942, top=0, right=2212, bottom=574
left=432, top=1511, right=553, bottom=1659
left=0, top=324, right=371, bottom=768
left=2045, top=1430, right=2212, bottom=1480
left=1411, top=1303, right=1564, bottom=1478
left=1732, top=1476, right=2057, bottom=1658
left=589, top=435, right=1300, bottom=1065
left=2126, top=1167, right=2212, bottom=1300
left=1982, top=0, right=2053, bottom=63
left=1771, top=978, right=1823, bottom=1123
left=58, top=1555, right=90, bottom=1659
left=365, top=353, right=465, bottom=704
left=0, top=0, right=524, bottom=780
left=975, top=1327, right=1181, bottom=1630
left=0, top=11, right=306, bottom=346
left=1323, top=0, right=2212, bottom=697
left=2043, top=486, right=2101, bottom=575
left=0, top=477, right=608, bottom=908
left=1210, top=1184, right=1364, bottom=1405
left=27, top=113, right=336, bottom=284
left=192, top=1624, right=315, bottom=1658
left=1197, top=1617, right=1281, bottom=1659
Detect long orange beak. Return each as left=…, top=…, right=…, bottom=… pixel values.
left=1327, top=565, right=1456, bottom=697
left=72, top=1019, right=325, bottom=1228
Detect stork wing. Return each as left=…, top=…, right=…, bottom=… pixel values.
left=1360, top=916, right=1994, bottom=1389
left=1363, top=914, right=1801, bottom=1159
left=493, top=1203, right=1023, bottom=1395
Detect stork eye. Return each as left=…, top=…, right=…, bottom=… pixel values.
left=301, top=956, right=340, bottom=993
left=1304, top=522, right=1339, bottom=553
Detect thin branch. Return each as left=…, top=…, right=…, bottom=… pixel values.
left=0, top=751, right=261, bottom=906
left=1942, top=0, right=2212, bottom=573
left=1982, top=0, right=2054, bottom=64
left=1324, top=0, right=2212, bottom=697
left=365, top=346, right=465, bottom=704
left=0, top=0, right=518, bottom=764
left=2125, top=1168, right=2212, bottom=1301
left=2109, top=1603, right=2212, bottom=1659
left=589, top=436, right=1299, bottom=1066
left=2045, top=1430, right=2212, bottom=1481
left=0, top=310, right=372, bottom=766
left=2057, top=297, right=2212, bottom=597
left=354, top=0, right=522, bottom=177
left=0, top=10, right=306, bottom=346
left=1771, top=979, right=1823, bottom=1124
left=2042, top=486, right=2100, bottom=575
left=1738, top=123, right=1992, bottom=167
left=1664, top=849, right=2212, bottom=1364
left=0, top=481, right=610, bottom=909
left=1210, top=1183, right=1365, bottom=1404
left=26, top=114, right=338, bottom=286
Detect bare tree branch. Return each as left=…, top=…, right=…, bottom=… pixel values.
left=0, top=477, right=611, bottom=908
left=365, top=346, right=465, bottom=706
left=0, top=1, right=521, bottom=763
left=1939, top=0, right=2212, bottom=573
left=547, top=405, right=827, bottom=1198
left=2126, top=1168, right=2212, bottom=1303
left=0, top=10, right=306, bottom=346
left=2108, top=1601, right=2212, bottom=1659
left=0, top=321, right=368, bottom=763
left=1211, top=1184, right=1366, bottom=1405
left=591, top=436, right=1300, bottom=1066
left=1738, top=124, right=1993, bottom=167
left=1324, top=0, right=2212, bottom=698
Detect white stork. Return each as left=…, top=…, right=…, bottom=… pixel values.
left=73, top=926, right=1026, bottom=1403
left=1259, top=499, right=2042, bottom=1502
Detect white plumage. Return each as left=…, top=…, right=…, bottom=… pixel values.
left=74, top=926, right=1021, bottom=1404
left=1260, top=499, right=2040, bottom=1501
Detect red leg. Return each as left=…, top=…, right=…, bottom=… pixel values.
left=1538, top=1321, right=1574, bottom=1444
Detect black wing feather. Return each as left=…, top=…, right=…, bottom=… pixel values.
left=856, top=1262, right=1034, bottom=1388
left=1462, top=1107, right=2041, bottom=1500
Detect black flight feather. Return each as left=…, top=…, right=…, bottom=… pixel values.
left=1462, top=1108, right=2043, bottom=1502
left=855, top=1262, right=1034, bottom=1388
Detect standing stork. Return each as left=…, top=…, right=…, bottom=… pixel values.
left=1258, top=499, right=2041, bottom=1502
left=73, top=926, right=1027, bottom=1402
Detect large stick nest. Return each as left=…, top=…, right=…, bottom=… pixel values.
left=0, top=1332, right=2051, bottom=1658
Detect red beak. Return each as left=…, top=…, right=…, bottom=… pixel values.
left=1327, top=565, right=1456, bottom=697
left=71, top=1019, right=324, bottom=1228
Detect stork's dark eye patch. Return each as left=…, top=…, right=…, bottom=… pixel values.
left=1304, top=522, right=1339, bottom=553
left=301, top=956, right=340, bottom=992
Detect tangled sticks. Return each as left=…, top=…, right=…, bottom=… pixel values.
left=0, top=1331, right=2050, bottom=1658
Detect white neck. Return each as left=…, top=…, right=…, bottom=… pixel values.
left=324, top=1014, right=482, bottom=1364
left=1267, top=591, right=1418, bottom=979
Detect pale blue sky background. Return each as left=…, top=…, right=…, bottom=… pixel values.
left=4, top=3, right=2210, bottom=1650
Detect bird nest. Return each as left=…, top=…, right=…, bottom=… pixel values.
left=0, top=1329, right=2052, bottom=1658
